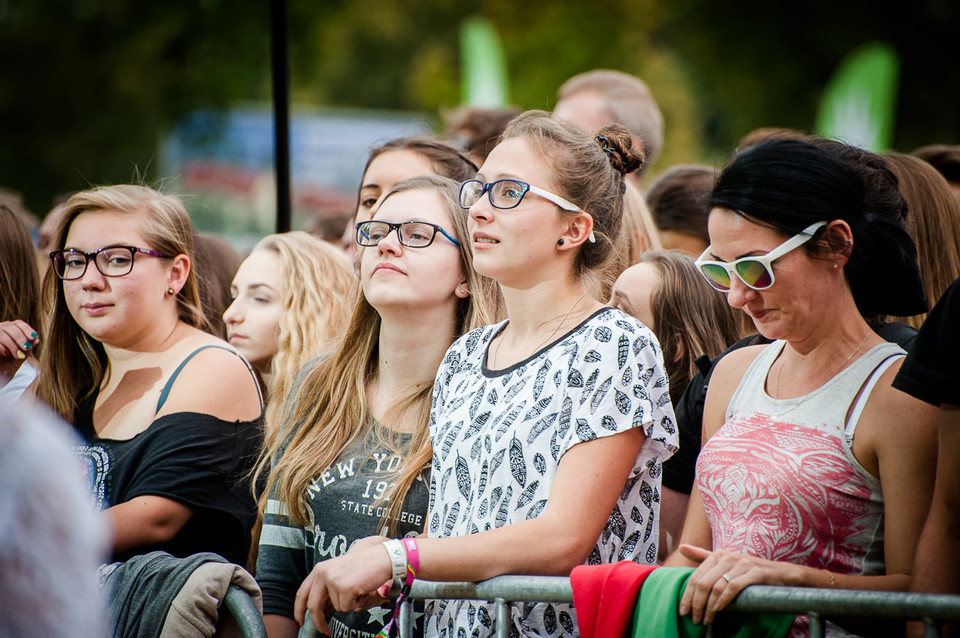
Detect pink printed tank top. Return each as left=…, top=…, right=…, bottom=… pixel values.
left=696, top=341, right=904, bottom=576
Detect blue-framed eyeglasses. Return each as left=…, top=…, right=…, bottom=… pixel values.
left=355, top=220, right=461, bottom=248
left=49, top=245, right=170, bottom=280
left=459, top=179, right=584, bottom=212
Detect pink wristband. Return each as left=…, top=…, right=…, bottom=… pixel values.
left=400, top=537, right=419, bottom=585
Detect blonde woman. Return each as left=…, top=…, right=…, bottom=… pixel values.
left=224, top=231, right=355, bottom=437
left=256, top=176, right=498, bottom=638
left=36, top=184, right=263, bottom=564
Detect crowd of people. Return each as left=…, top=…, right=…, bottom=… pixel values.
left=2, top=67, right=960, bottom=638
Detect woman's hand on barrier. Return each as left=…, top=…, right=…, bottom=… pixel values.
left=0, top=320, right=39, bottom=360
left=294, top=541, right=394, bottom=633
left=677, top=543, right=802, bottom=625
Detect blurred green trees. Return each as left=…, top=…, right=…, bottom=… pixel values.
left=1, top=0, right=957, bottom=217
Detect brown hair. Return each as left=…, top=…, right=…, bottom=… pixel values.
left=358, top=137, right=477, bottom=206
left=260, top=175, right=500, bottom=533
left=0, top=205, right=43, bottom=353
left=645, top=164, right=719, bottom=244
left=442, top=105, right=522, bottom=164
left=36, top=184, right=207, bottom=421
left=600, top=181, right=663, bottom=301
left=637, top=251, right=742, bottom=405
left=557, top=69, right=663, bottom=171
left=192, top=231, right=243, bottom=339
left=884, top=152, right=960, bottom=327
left=500, top=110, right=643, bottom=289
left=911, top=144, right=960, bottom=184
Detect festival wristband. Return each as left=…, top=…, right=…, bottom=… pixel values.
left=400, top=537, right=419, bottom=585
left=382, top=539, right=407, bottom=582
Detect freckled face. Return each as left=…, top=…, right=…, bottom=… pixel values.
left=223, top=249, right=284, bottom=371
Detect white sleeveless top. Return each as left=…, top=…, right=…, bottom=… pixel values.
left=697, top=340, right=903, bottom=578
left=697, top=340, right=904, bottom=637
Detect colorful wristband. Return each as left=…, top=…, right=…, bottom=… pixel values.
left=400, top=537, right=419, bottom=585
left=382, top=539, right=407, bottom=582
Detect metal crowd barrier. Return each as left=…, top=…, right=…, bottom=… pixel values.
left=387, top=575, right=960, bottom=638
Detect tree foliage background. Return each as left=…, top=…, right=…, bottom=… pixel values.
left=1, top=0, right=957, bottom=217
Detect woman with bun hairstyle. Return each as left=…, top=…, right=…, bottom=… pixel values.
left=667, top=139, right=938, bottom=636
left=296, top=112, right=678, bottom=638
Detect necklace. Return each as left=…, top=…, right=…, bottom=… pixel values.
left=773, top=331, right=870, bottom=418
left=493, top=291, right=587, bottom=368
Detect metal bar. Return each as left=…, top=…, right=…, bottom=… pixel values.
left=404, top=576, right=960, bottom=622
left=808, top=611, right=825, bottom=638
left=398, top=598, right=413, bottom=638
left=223, top=584, right=268, bottom=638
left=495, top=598, right=509, bottom=638
left=269, top=0, right=291, bottom=233
left=923, top=617, right=941, bottom=638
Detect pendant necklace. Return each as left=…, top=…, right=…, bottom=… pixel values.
left=774, top=331, right=870, bottom=419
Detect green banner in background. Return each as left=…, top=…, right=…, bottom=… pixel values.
left=460, top=16, right=510, bottom=108
left=815, top=41, right=901, bottom=151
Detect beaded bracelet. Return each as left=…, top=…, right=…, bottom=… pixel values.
left=377, top=538, right=419, bottom=638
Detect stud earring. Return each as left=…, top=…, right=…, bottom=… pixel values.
left=832, top=263, right=838, bottom=270
left=557, top=238, right=565, bottom=246
left=167, top=288, right=176, bottom=295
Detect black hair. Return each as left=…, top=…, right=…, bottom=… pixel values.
left=710, top=138, right=925, bottom=317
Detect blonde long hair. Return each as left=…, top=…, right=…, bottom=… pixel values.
left=254, top=231, right=357, bottom=441
left=260, top=176, right=500, bottom=532
left=36, top=185, right=207, bottom=422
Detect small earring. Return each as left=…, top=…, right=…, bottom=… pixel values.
left=167, top=288, right=176, bottom=295
left=557, top=238, right=565, bottom=246
left=458, top=286, right=470, bottom=297
left=832, top=263, right=838, bottom=270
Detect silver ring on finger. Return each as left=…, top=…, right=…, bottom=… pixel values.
left=721, top=573, right=732, bottom=583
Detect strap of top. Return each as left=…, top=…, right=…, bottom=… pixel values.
left=844, top=353, right=904, bottom=439
left=156, top=345, right=263, bottom=413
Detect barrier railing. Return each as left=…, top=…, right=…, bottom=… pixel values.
left=381, top=575, right=960, bottom=638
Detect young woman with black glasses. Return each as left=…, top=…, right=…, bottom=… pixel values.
left=256, top=176, right=499, bottom=638
left=295, top=112, right=678, bottom=638
left=35, top=184, right=264, bottom=565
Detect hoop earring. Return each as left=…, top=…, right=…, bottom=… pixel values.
left=557, top=238, right=565, bottom=246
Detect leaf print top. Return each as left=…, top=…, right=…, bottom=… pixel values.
left=425, top=308, right=679, bottom=638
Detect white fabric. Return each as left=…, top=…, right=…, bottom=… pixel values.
left=425, top=308, right=678, bottom=638
left=0, top=361, right=37, bottom=412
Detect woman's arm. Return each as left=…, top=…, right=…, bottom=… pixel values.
left=294, top=427, right=647, bottom=633
left=106, top=495, right=194, bottom=555
left=263, top=615, right=298, bottom=638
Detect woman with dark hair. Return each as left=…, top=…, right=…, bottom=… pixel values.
left=340, top=137, right=478, bottom=258
left=667, top=139, right=938, bottom=636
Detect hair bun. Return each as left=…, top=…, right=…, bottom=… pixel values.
left=595, top=124, right=644, bottom=175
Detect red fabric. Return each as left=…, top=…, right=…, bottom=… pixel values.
left=571, top=562, right=658, bottom=638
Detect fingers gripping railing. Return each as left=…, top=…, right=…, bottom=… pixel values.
left=390, top=576, right=960, bottom=638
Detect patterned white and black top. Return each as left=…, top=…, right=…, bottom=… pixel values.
left=425, top=307, right=679, bottom=638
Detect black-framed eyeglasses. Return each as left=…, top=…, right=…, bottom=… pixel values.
left=49, top=246, right=170, bottom=280
left=458, top=178, right=584, bottom=212
left=355, top=220, right=461, bottom=248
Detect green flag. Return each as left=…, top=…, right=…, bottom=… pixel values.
left=460, top=16, right=509, bottom=107
left=815, top=41, right=900, bottom=151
